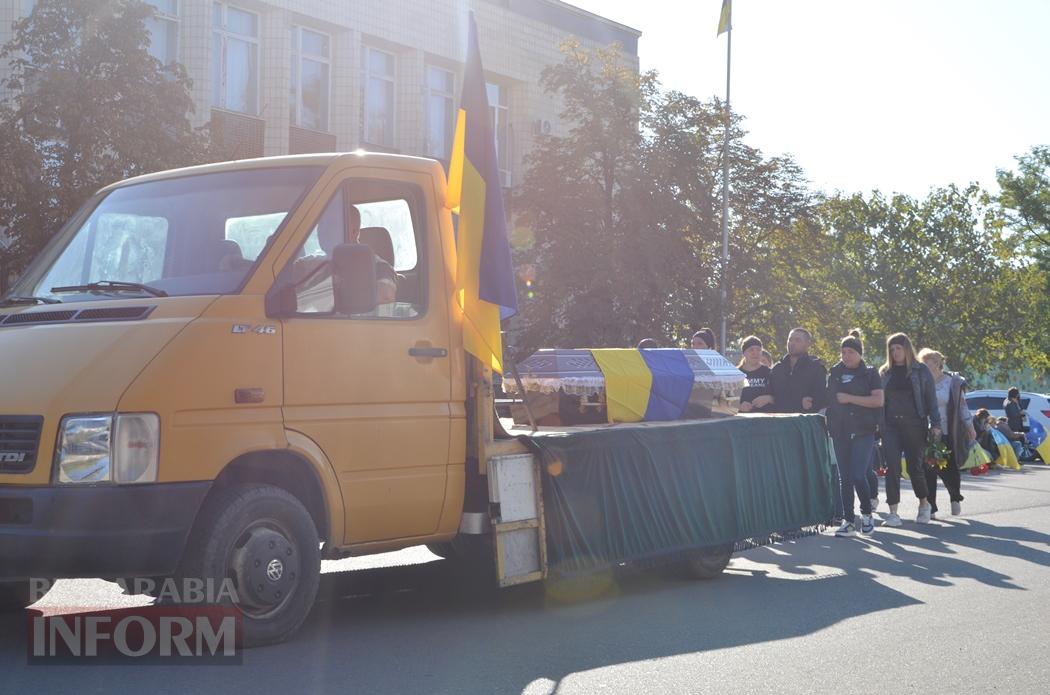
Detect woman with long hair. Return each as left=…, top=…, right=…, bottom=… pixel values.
left=879, top=333, right=941, bottom=526
left=737, top=336, right=774, bottom=413
left=918, top=348, right=975, bottom=516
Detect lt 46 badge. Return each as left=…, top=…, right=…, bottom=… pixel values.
left=232, top=324, right=277, bottom=335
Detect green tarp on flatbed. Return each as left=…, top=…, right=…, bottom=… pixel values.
left=525, top=414, right=835, bottom=575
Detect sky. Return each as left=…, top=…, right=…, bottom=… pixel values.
left=565, top=0, right=1050, bottom=198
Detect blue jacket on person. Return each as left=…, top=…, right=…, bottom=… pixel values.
left=879, top=360, right=941, bottom=429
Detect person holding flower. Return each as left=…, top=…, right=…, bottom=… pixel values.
left=917, top=349, right=975, bottom=517
left=879, top=333, right=940, bottom=526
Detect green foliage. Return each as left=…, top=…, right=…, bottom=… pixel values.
left=818, top=186, right=1045, bottom=381
left=0, top=0, right=212, bottom=273
left=514, top=43, right=815, bottom=355
left=514, top=43, right=1047, bottom=387
left=997, top=145, right=1050, bottom=254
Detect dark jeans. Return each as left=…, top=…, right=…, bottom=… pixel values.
left=832, top=432, right=874, bottom=522
left=883, top=415, right=929, bottom=504
left=925, top=434, right=963, bottom=513
left=868, top=444, right=881, bottom=500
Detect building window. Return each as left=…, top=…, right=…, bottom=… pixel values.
left=426, top=66, right=455, bottom=160
left=362, top=47, right=396, bottom=148
left=486, top=82, right=510, bottom=187
left=290, top=26, right=331, bottom=132
left=212, top=2, right=259, bottom=115
left=145, top=0, right=179, bottom=65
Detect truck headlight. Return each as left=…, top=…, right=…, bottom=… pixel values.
left=56, top=414, right=159, bottom=484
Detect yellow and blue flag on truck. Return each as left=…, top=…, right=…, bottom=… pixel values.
left=447, top=12, right=518, bottom=374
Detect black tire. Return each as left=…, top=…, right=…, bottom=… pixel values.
left=0, top=579, right=50, bottom=612
left=677, top=544, right=734, bottom=580
left=176, top=483, right=321, bottom=648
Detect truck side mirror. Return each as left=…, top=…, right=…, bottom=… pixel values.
left=332, top=243, right=377, bottom=315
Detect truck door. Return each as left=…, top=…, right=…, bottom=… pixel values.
left=278, top=175, right=453, bottom=543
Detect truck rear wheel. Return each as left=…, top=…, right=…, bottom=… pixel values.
left=678, top=544, right=734, bottom=580
left=176, top=483, right=321, bottom=647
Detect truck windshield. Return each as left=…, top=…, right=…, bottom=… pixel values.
left=15, top=166, right=323, bottom=302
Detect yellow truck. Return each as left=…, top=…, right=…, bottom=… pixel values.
left=0, top=153, right=834, bottom=646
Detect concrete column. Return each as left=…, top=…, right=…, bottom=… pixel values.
left=260, top=6, right=291, bottom=155
left=179, top=0, right=213, bottom=130
left=397, top=48, right=425, bottom=156
left=330, top=28, right=359, bottom=151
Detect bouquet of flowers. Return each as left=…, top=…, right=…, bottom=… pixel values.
left=924, top=438, right=950, bottom=470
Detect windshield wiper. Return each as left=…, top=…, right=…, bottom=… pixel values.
left=0, top=295, right=63, bottom=306
left=50, top=280, right=168, bottom=298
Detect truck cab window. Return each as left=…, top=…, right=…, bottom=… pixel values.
left=286, top=182, right=425, bottom=319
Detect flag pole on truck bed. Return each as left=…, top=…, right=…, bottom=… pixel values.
left=717, top=0, right=732, bottom=353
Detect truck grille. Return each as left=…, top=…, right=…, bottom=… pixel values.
left=0, top=416, right=44, bottom=473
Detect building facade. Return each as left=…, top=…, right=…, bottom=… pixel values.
left=1, top=0, right=639, bottom=189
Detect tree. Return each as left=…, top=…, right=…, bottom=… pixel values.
left=997, top=145, right=1050, bottom=252
left=641, top=91, right=823, bottom=353
left=817, top=185, right=1046, bottom=380
left=514, top=44, right=821, bottom=355
left=0, top=0, right=210, bottom=276
left=512, top=42, right=681, bottom=352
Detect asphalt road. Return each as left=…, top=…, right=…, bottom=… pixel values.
left=3, top=465, right=1050, bottom=694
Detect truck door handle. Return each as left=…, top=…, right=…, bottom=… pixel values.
left=409, top=346, right=448, bottom=358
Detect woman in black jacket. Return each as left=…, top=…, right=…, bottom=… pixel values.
left=827, top=334, right=884, bottom=537
left=878, top=333, right=941, bottom=526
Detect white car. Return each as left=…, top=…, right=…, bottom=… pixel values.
left=965, top=389, right=1050, bottom=439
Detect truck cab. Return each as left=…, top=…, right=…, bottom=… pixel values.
left=0, top=153, right=471, bottom=644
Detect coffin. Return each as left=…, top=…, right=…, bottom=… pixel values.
left=507, top=348, right=746, bottom=426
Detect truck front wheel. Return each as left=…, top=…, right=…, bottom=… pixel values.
left=176, top=483, right=321, bottom=647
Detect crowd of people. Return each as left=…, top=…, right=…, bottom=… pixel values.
left=640, top=326, right=1037, bottom=539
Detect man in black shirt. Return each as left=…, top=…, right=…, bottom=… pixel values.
left=768, top=327, right=827, bottom=414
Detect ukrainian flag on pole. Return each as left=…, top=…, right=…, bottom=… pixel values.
left=447, top=11, right=518, bottom=374
left=717, top=0, right=732, bottom=35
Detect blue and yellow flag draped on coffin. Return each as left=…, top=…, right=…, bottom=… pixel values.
left=1028, top=420, right=1050, bottom=463
left=447, top=12, right=518, bottom=374
left=591, top=349, right=696, bottom=423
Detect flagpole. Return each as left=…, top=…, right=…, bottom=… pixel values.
left=719, top=23, right=731, bottom=354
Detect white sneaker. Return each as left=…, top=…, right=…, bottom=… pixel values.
left=870, top=498, right=879, bottom=513
left=835, top=519, right=858, bottom=537
left=860, top=515, right=875, bottom=535
left=951, top=501, right=962, bottom=516
left=917, top=505, right=932, bottom=524
left=882, top=512, right=902, bottom=527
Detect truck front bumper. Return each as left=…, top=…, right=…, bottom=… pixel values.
left=0, top=482, right=211, bottom=581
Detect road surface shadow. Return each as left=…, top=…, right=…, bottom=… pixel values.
left=2, top=470, right=1048, bottom=692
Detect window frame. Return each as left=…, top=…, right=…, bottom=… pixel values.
left=486, top=82, right=511, bottom=187
left=276, top=179, right=430, bottom=322
left=289, top=25, right=332, bottom=133
left=145, top=0, right=180, bottom=66
left=361, top=45, right=397, bottom=149
left=211, top=2, right=261, bottom=116
left=425, top=64, right=456, bottom=161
